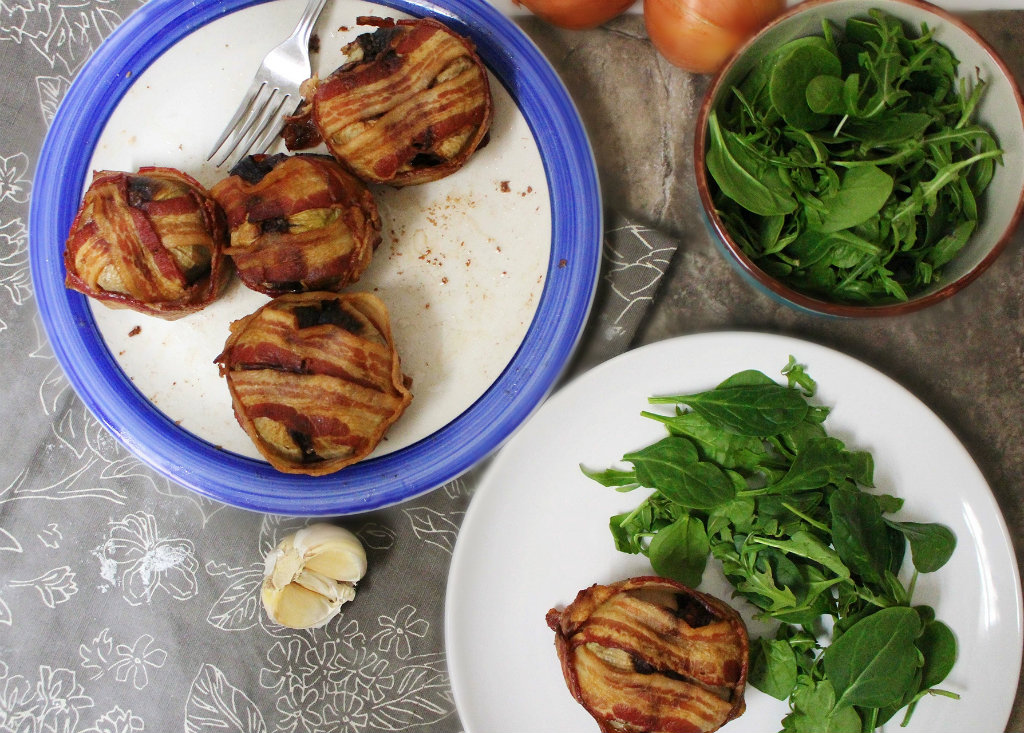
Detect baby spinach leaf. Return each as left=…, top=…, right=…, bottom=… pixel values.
left=829, top=488, right=893, bottom=584
left=811, top=165, right=894, bottom=233
left=770, top=41, right=843, bottom=130
left=917, top=618, right=957, bottom=689
left=884, top=520, right=957, bottom=573
left=642, top=410, right=769, bottom=470
left=651, top=381, right=809, bottom=437
left=767, top=437, right=855, bottom=495
left=750, top=637, right=799, bottom=700
left=648, top=514, right=710, bottom=587
left=706, top=112, right=798, bottom=216
left=806, top=75, right=847, bottom=115
left=580, top=465, right=636, bottom=488
left=825, top=606, right=923, bottom=709
left=624, top=437, right=736, bottom=509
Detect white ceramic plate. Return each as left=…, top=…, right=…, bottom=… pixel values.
left=85, top=0, right=551, bottom=460
left=31, top=0, right=601, bottom=514
left=445, top=331, right=1023, bottom=733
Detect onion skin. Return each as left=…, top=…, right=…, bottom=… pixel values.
left=514, top=0, right=636, bottom=30
left=643, top=0, right=785, bottom=74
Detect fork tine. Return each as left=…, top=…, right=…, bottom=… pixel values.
left=206, top=78, right=267, bottom=162
left=221, top=90, right=289, bottom=169
left=250, top=94, right=294, bottom=156
left=210, top=82, right=274, bottom=168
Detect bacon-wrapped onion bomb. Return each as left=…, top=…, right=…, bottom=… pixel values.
left=215, top=292, right=412, bottom=475
left=546, top=576, right=749, bottom=733
left=63, top=167, right=228, bottom=318
left=210, top=154, right=381, bottom=295
left=285, top=16, right=492, bottom=186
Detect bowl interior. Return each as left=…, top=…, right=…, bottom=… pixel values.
left=700, top=0, right=1024, bottom=315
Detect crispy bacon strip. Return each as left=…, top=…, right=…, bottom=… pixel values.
left=210, top=154, right=381, bottom=295
left=285, top=16, right=492, bottom=186
left=546, top=577, right=749, bottom=733
left=215, top=292, right=412, bottom=475
left=63, top=167, right=228, bottom=318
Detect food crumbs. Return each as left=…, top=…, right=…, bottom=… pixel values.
left=309, top=34, right=320, bottom=53
left=499, top=180, right=511, bottom=192
left=558, top=259, right=567, bottom=268
left=441, top=276, right=449, bottom=284
left=128, top=325, right=142, bottom=337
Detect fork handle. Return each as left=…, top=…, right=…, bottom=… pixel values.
left=293, top=0, right=330, bottom=46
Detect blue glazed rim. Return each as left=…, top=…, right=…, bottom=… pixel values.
left=29, top=0, right=602, bottom=515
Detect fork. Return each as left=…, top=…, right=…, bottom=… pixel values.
left=206, top=0, right=330, bottom=169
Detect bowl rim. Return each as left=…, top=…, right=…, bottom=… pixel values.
left=694, top=0, right=1024, bottom=318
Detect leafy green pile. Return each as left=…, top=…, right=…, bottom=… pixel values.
left=707, top=9, right=1003, bottom=304
left=583, top=359, right=959, bottom=732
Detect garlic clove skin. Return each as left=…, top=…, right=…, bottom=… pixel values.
left=261, top=523, right=367, bottom=629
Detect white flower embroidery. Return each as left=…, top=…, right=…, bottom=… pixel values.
left=0, top=217, right=30, bottom=308
left=109, top=634, right=167, bottom=690
left=321, top=691, right=367, bottom=733
left=0, top=661, right=36, bottom=730
left=8, top=565, right=77, bottom=608
left=35, top=666, right=94, bottom=733
left=80, top=706, right=145, bottom=733
left=97, top=513, right=199, bottom=605
left=0, top=153, right=30, bottom=204
left=372, top=606, right=429, bottom=660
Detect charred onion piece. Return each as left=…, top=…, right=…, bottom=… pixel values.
left=546, top=576, right=749, bottom=733
left=211, top=154, right=381, bottom=295
left=215, top=292, right=412, bottom=475
left=63, top=167, right=228, bottom=318
left=286, top=16, right=492, bottom=186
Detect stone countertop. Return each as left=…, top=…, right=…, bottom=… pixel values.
left=524, top=11, right=1024, bottom=731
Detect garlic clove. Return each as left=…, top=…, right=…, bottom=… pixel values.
left=262, top=580, right=345, bottom=629
left=261, top=523, right=367, bottom=629
left=295, top=525, right=367, bottom=582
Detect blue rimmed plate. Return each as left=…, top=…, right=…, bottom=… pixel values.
left=30, top=0, right=601, bottom=515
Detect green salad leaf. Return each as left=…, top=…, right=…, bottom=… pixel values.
left=582, top=358, right=960, bottom=732
left=707, top=9, right=1003, bottom=304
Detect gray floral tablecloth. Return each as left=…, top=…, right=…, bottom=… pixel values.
left=0, top=2, right=681, bottom=725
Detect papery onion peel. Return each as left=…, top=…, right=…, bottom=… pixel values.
left=643, top=0, right=785, bottom=74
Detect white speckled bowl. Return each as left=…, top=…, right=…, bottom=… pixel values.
left=695, top=0, right=1024, bottom=317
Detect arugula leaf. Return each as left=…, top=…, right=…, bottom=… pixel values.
left=781, top=678, right=862, bottom=733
